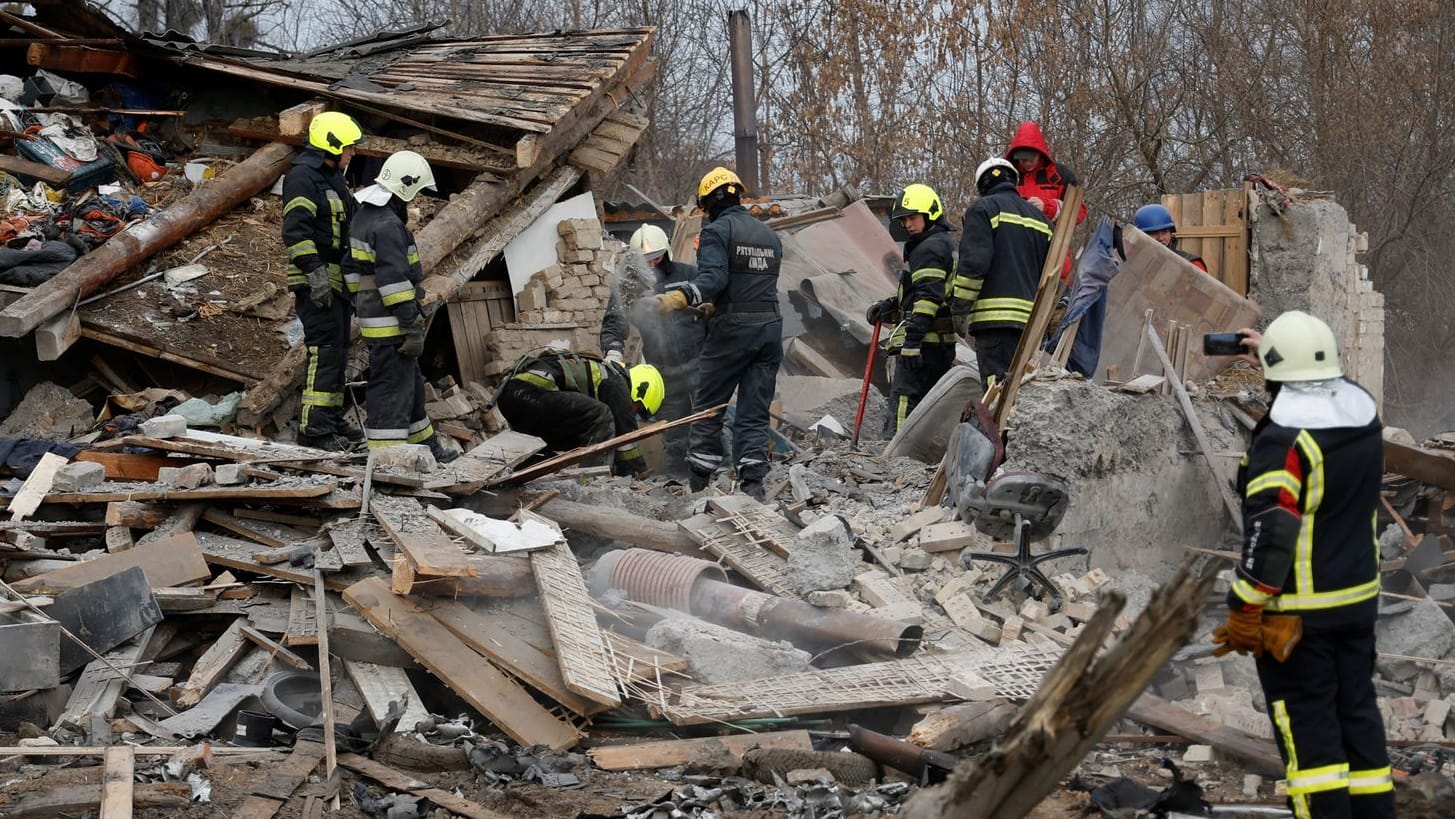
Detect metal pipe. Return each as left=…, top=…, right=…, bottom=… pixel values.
left=591, top=549, right=922, bottom=661
left=727, top=9, right=760, bottom=195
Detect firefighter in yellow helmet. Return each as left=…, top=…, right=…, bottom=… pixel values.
left=1213, top=311, right=1393, bottom=819
left=496, top=352, right=663, bottom=476
left=283, top=111, right=364, bottom=450
left=599, top=223, right=705, bottom=473
left=864, top=183, right=957, bottom=434
left=653, top=167, right=783, bottom=499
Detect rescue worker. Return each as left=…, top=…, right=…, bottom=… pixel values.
left=952, top=158, right=1052, bottom=385
left=654, top=167, right=782, bottom=500
left=1006, top=121, right=1087, bottom=227
left=864, top=184, right=957, bottom=434
left=1214, top=310, right=1393, bottom=819
left=1133, top=203, right=1208, bottom=273
left=495, top=352, right=663, bottom=477
left=348, top=150, right=455, bottom=463
left=600, top=224, right=705, bottom=471
left=282, top=111, right=363, bottom=450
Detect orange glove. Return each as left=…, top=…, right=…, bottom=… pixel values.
left=1212, top=606, right=1264, bottom=657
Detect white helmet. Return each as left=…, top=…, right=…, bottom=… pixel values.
left=376, top=150, right=436, bottom=203
left=1259, top=310, right=1343, bottom=382
left=629, top=224, right=670, bottom=261
left=975, top=157, right=1018, bottom=193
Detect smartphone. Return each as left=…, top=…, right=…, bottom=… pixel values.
left=1203, top=332, right=1248, bottom=356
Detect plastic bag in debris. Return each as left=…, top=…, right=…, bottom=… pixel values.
left=21, top=68, right=89, bottom=107
left=170, top=392, right=244, bottom=428
left=35, top=112, right=99, bottom=162
left=0, top=75, right=22, bottom=104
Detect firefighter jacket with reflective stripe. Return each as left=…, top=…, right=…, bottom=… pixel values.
left=281, top=149, right=356, bottom=293
left=600, top=258, right=706, bottom=367
left=508, top=352, right=643, bottom=464
left=348, top=201, right=423, bottom=342
left=895, top=222, right=957, bottom=349
left=1230, top=378, right=1383, bottom=629
left=678, top=205, right=782, bottom=308
left=952, top=179, right=1052, bottom=333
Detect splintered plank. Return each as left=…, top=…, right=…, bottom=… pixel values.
left=248, top=739, right=327, bottom=801
left=44, top=480, right=336, bottom=505
left=342, top=577, right=581, bottom=750
left=523, top=511, right=620, bottom=708
left=172, top=619, right=250, bottom=708
left=588, top=730, right=814, bottom=771
left=1128, top=693, right=1283, bottom=775
left=495, top=404, right=728, bottom=486
left=195, top=531, right=372, bottom=592
left=55, top=625, right=168, bottom=736
left=343, top=660, right=431, bottom=733
left=100, top=745, right=134, bottom=819
left=325, top=517, right=378, bottom=567
left=338, top=754, right=511, bottom=819
left=465, top=430, right=546, bottom=474
left=681, top=511, right=795, bottom=597
left=371, top=494, right=475, bottom=577
left=200, top=508, right=287, bottom=548
left=14, top=532, right=210, bottom=593
left=285, top=586, right=319, bottom=646
left=10, top=452, right=70, bottom=520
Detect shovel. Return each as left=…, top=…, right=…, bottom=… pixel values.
left=851, top=321, right=883, bottom=447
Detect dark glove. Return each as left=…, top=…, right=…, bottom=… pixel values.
left=613, top=451, right=648, bottom=477
left=398, top=313, right=426, bottom=357
left=1212, top=606, right=1264, bottom=657
left=306, top=266, right=333, bottom=308
left=865, top=298, right=896, bottom=326
left=899, top=345, right=923, bottom=371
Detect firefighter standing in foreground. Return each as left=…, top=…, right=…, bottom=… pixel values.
left=1214, top=310, right=1394, bottom=819
left=655, top=167, right=782, bottom=500
left=865, top=183, right=957, bottom=434
left=348, top=150, right=454, bottom=462
left=282, top=111, right=363, bottom=451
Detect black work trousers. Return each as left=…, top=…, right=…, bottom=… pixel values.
left=363, top=340, right=433, bottom=448
left=687, top=313, right=782, bottom=483
left=1256, top=620, right=1395, bottom=819
left=971, top=327, right=1023, bottom=387
left=885, top=342, right=956, bottom=436
left=496, top=380, right=614, bottom=454
left=655, top=358, right=698, bottom=475
left=295, top=291, right=352, bottom=437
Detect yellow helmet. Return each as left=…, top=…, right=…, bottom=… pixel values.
left=629, top=364, right=666, bottom=416
left=892, top=183, right=944, bottom=222
left=307, top=111, right=363, bottom=156
left=697, top=166, right=745, bottom=204
left=629, top=224, right=670, bottom=260
left=1259, top=310, right=1343, bottom=382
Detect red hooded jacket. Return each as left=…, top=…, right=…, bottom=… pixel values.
left=1006, top=122, right=1087, bottom=226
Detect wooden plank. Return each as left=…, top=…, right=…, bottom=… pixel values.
left=343, top=659, right=431, bottom=732
left=286, top=585, right=320, bottom=646
left=55, top=624, right=168, bottom=736
left=325, top=517, right=376, bottom=567
left=44, top=480, right=335, bottom=505
left=1128, top=693, right=1282, bottom=775
left=79, top=324, right=261, bottom=384
left=250, top=739, right=327, bottom=800
left=466, top=430, right=547, bottom=472
left=0, top=153, right=69, bottom=185
left=6, top=783, right=190, bottom=818
left=428, top=599, right=606, bottom=716
left=201, top=508, right=287, bottom=549
left=587, top=730, right=814, bottom=771
left=498, top=403, right=727, bottom=486
left=195, top=531, right=369, bottom=591
left=232, top=796, right=284, bottom=819
left=9, top=452, right=68, bottom=520
left=241, top=625, right=312, bottom=670
left=342, top=577, right=581, bottom=749
left=337, top=753, right=512, bottom=819
left=73, top=450, right=183, bottom=481
left=371, top=493, right=476, bottom=577
left=173, top=618, right=249, bottom=708
left=312, top=568, right=339, bottom=806
left=1146, top=325, right=1241, bottom=526
left=1385, top=439, right=1455, bottom=492
left=525, top=512, right=619, bottom=707
left=100, top=744, right=134, bottom=819
left=14, top=532, right=209, bottom=594
left=1224, top=183, right=1251, bottom=295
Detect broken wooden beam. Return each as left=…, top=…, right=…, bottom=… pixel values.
left=497, top=403, right=728, bottom=486
left=588, top=730, right=814, bottom=772
left=14, top=532, right=209, bottom=594
left=172, top=618, right=249, bottom=708
left=536, top=497, right=706, bottom=557
left=1126, top=693, right=1283, bottom=775
left=338, top=753, right=512, bottom=819
left=371, top=493, right=476, bottom=578
left=100, top=744, right=134, bottom=819
left=0, top=141, right=295, bottom=339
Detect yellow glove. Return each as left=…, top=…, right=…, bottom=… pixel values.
left=654, top=290, right=689, bottom=314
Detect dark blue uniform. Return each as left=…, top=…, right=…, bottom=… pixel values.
left=674, top=205, right=782, bottom=492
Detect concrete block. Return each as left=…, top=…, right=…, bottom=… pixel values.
left=890, top=507, right=948, bottom=542
left=646, top=617, right=810, bottom=684
left=999, top=615, right=1024, bottom=643
left=947, top=671, right=997, bottom=701
left=1424, top=698, right=1452, bottom=729
left=104, top=526, right=134, bottom=553
left=1018, top=598, right=1049, bottom=623
left=1183, top=745, right=1214, bottom=763
left=156, top=462, right=212, bottom=490
left=1078, top=568, right=1111, bottom=594
left=52, top=461, right=104, bottom=493
left=518, top=279, right=549, bottom=311
left=1194, top=663, right=1225, bottom=694
left=1392, top=696, right=1423, bottom=720
left=881, top=546, right=903, bottom=566
left=787, top=516, right=857, bottom=593
left=1243, top=775, right=1262, bottom=798
left=874, top=601, right=925, bottom=625
left=807, top=590, right=850, bottom=609
left=214, top=463, right=246, bottom=486
left=916, top=520, right=980, bottom=553
left=898, top=548, right=932, bottom=572
left=934, top=571, right=981, bottom=606
left=1061, top=601, right=1097, bottom=622
left=139, top=414, right=187, bottom=439
left=941, top=593, right=982, bottom=630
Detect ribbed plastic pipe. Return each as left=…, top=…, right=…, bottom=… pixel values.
left=591, top=548, right=727, bottom=612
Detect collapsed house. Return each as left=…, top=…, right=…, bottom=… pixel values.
left=0, top=6, right=1451, bottom=817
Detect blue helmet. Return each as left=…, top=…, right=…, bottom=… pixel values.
left=1134, top=204, right=1176, bottom=232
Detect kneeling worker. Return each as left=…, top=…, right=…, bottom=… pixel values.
left=496, top=352, right=664, bottom=477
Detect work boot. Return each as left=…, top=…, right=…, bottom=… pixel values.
left=338, top=422, right=365, bottom=444
left=688, top=470, right=712, bottom=492
left=297, top=430, right=353, bottom=452
left=425, top=435, right=460, bottom=465
left=740, top=476, right=766, bottom=502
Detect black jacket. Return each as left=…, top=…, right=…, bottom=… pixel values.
left=509, top=352, right=643, bottom=465
left=952, top=179, right=1052, bottom=333
left=281, top=149, right=356, bottom=293
left=600, top=258, right=706, bottom=367
left=678, top=205, right=782, bottom=309
left=896, top=222, right=957, bottom=349
left=1229, top=379, right=1383, bottom=629
left=347, top=201, right=423, bottom=343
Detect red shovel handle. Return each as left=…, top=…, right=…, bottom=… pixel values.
left=851, top=321, right=883, bottom=447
